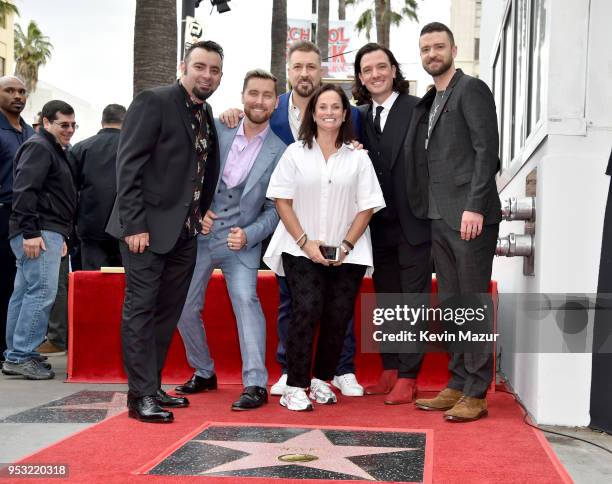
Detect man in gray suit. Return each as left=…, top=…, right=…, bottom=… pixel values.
left=175, top=69, right=286, bottom=410
left=405, top=23, right=501, bottom=422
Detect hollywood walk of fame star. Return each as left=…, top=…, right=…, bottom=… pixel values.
left=47, top=392, right=127, bottom=419
left=195, top=429, right=420, bottom=480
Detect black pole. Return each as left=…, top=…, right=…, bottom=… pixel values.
left=181, top=0, right=196, bottom=59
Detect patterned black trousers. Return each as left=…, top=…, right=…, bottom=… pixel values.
left=281, top=253, right=366, bottom=388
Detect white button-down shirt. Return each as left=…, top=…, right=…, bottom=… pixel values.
left=288, top=92, right=302, bottom=140
left=263, top=140, right=385, bottom=276
left=372, top=91, right=399, bottom=132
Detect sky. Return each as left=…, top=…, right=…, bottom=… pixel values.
left=15, top=0, right=451, bottom=133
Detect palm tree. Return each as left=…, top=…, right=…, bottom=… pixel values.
left=270, top=0, right=287, bottom=94
left=347, top=0, right=419, bottom=47
left=316, top=0, right=329, bottom=61
left=133, top=0, right=177, bottom=96
left=339, top=0, right=347, bottom=20
left=0, top=0, right=18, bottom=26
left=14, top=21, right=52, bottom=94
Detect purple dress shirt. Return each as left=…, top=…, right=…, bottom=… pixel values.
left=222, top=120, right=269, bottom=189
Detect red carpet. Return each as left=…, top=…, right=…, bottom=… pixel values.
left=67, top=271, right=459, bottom=389
left=6, top=386, right=571, bottom=483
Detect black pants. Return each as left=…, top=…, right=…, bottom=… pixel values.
left=120, top=235, right=197, bottom=397
left=47, top=255, right=69, bottom=350
left=282, top=253, right=366, bottom=388
left=0, top=205, right=15, bottom=361
left=432, top=219, right=498, bottom=398
left=372, top=239, right=432, bottom=378
left=81, top=239, right=122, bottom=270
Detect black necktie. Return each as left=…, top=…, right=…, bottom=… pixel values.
left=374, top=105, right=384, bottom=135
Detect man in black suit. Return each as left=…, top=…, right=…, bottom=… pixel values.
left=106, top=40, right=222, bottom=423
left=406, top=23, right=501, bottom=422
left=353, top=44, right=432, bottom=404
left=72, top=104, right=126, bottom=269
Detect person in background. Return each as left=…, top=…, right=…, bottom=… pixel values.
left=0, top=76, right=35, bottom=365
left=72, top=104, right=126, bottom=269
left=2, top=100, right=77, bottom=380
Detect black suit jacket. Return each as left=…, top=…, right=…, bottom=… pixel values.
left=361, top=92, right=431, bottom=247
left=106, top=83, right=220, bottom=254
left=72, top=128, right=120, bottom=241
left=404, top=69, right=501, bottom=230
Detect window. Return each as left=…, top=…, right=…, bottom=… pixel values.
left=0, top=57, right=5, bottom=77
left=492, top=0, right=548, bottom=171
left=528, top=0, right=547, bottom=134
left=474, top=38, right=480, bottom=62
left=501, top=8, right=514, bottom=167
left=513, top=0, right=528, bottom=156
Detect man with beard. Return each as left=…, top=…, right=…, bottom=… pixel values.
left=220, top=41, right=364, bottom=399
left=352, top=44, right=432, bottom=404
left=0, top=76, right=35, bottom=364
left=175, top=69, right=286, bottom=411
left=106, top=40, right=222, bottom=423
left=405, top=23, right=501, bottom=422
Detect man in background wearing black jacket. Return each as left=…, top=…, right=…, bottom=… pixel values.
left=2, top=100, right=76, bottom=380
left=72, top=104, right=126, bottom=269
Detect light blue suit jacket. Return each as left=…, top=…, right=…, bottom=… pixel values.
left=213, top=120, right=287, bottom=269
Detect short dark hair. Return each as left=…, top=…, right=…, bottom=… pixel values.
left=352, top=43, right=410, bottom=105
left=102, top=104, right=126, bottom=125
left=242, top=69, right=278, bottom=95
left=184, top=40, right=224, bottom=64
left=41, top=100, right=74, bottom=122
left=420, top=22, right=455, bottom=46
left=287, top=40, right=321, bottom=63
left=298, top=84, right=354, bottom=149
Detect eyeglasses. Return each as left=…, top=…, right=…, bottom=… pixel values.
left=52, top=121, right=79, bottom=130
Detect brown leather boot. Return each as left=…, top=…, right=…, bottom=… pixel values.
left=364, top=369, right=398, bottom=395
left=384, top=378, right=417, bottom=405
left=444, top=396, right=488, bottom=422
left=415, top=387, right=462, bottom=411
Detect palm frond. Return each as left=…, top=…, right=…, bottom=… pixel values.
left=354, top=8, right=374, bottom=41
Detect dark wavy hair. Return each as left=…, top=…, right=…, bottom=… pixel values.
left=298, top=84, right=354, bottom=149
left=352, top=43, right=410, bottom=105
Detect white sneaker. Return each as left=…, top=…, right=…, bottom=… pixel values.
left=270, top=373, right=288, bottom=396
left=309, top=378, right=337, bottom=404
left=280, top=386, right=313, bottom=411
left=331, top=373, right=364, bottom=397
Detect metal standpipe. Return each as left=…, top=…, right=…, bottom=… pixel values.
left=497, top=194, right=536, bottom=275
left=501, top=196, right=536, bottom=221
left=496, top=233, right=534, bottom=257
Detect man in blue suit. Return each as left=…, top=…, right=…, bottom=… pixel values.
left=220, top=41, right=365, bottom=398
left=175, top=69, right=286, bottom=411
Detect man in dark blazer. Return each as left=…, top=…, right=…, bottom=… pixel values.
left=72, top=104, right=126, bottom=269
left=106, top=40, right=222, bottom=423
left=406, top=23, right=501, bottom=422
left=353, top=44, right=432, bottom=404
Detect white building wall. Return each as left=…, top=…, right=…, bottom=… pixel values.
left=22, top=81, right=100, bottom=144
left=482, top=0, right=612, bottom=425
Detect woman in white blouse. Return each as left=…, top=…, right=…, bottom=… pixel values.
left=263, top=84, right=385, bottom=411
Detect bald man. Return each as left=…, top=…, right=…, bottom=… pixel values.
left=0, top=76, right=35, bottom=364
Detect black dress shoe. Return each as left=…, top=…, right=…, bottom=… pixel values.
left=155, top=389, right=189, bottom=408
left=231, top=386, right=268, bottom=411
left=174, top=373, right=217, bottom=395
left=128, top=395, right=174, bottom=423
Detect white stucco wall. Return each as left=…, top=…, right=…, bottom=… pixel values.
left=482, top=0, right=612, bottom=425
